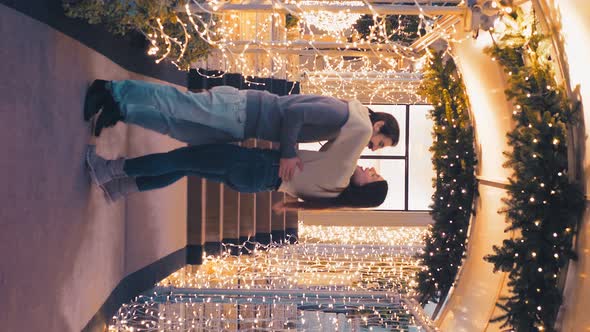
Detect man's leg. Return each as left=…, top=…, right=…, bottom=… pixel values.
left=122, top=109, right=237, bottom=145
left=124, top=144, right=245, bottom=179
left=109, top=81, right=246, bottom=139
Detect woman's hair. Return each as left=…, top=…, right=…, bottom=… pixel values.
left=283, top=180, right=388, bottom=211
left=367, top=108, right=400, bottom=147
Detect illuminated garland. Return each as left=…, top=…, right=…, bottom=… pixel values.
left=298, top=1, right=364, bottom=33
left=63, top=0, right=213, bottom=70
left=108, top=224, right=437, bottom=331
left=482, top=10, right=584, bottom=332
left=64, top=1, right=470, bottom=104
left=415, top=50, right=477, bottom=305
left=196, top=0, right=438, bottom=103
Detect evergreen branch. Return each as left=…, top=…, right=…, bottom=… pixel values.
left=482, top=9, right=584, bottom=332
left=416, top=51, right=478, bottom=304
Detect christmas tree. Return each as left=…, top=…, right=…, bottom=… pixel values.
left=483, top=10, right=583, bottom=331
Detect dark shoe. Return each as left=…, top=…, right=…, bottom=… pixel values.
left=93, top=95, right=123, bottom=136
left=84, top=79, right=109, bottom=121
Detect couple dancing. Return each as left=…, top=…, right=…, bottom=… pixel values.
left=84, top=80, right=399, bottom=211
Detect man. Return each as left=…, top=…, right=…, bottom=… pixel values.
left=84, top=79, right=400, bottom=181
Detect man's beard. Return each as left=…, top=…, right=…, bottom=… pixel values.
left=367, top=141, right=373, bottom=149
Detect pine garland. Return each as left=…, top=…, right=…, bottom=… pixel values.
left=63, top=0, right=212, bottom=69
left=416, top=51, right=478, bottom=304
left=482, top=11, right=584, bottom=332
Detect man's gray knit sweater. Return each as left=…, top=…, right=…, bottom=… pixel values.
left=243, top=90, right=350, bottom=158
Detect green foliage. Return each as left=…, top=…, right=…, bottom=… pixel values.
left=416, top=52, right=478, bottom=304
left=285, top=13, right=299, bottom=30
left=353, top=15, right=424, bottom=45
left=482, top=11, right=584, bottom=332
left=63, top=0, right=212, bottom=69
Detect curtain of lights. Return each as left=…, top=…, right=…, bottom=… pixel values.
left=147, top=0, right=470, bottom=104
left=109, top=224, right=438, bottom=331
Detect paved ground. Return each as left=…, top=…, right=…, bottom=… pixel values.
left=0, top=5, right=187, bottom=331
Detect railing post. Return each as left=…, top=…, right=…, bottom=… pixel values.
left=239, top=139, right=257, bottom=252
left=204, top=176, right=223, bottom=256
left=255, top=140, right=273, bottom=245
left=285, top=194, right=299, bottom=244
left=222, top=142, right=241, bottom=254
left=187, top=177, right=205, bottom=264
left=271, top=143, right=286, bottom=243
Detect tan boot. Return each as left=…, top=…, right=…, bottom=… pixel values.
left=100, top=177, right=139, bottom=203
left=85, top=145, right=126, bottom=186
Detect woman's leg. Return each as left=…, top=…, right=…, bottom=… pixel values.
left=89, top=144, right=280, bottom=200
left=123, top=144, right=281, bottom=193
left=88, top=144, right=248, bottom=187
left=124, top=144, right=251, bottom=179
left=135, top=172, right=186, bottom=191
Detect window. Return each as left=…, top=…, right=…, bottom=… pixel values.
left=360, top=104, right=435, bottom=211
left=299, top=104, right=435, bottom=211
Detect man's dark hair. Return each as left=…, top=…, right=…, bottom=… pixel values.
left=367, top=108, right=400, bottom=147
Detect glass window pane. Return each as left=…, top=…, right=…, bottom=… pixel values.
left=357, top=159, right=406, bottom=210
left=361, top=104, right=406, bottom=157
left=408, top=105, right=435, bottom=210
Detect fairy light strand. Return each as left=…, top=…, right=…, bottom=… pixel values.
left=140, top=0, right=474, bottom=104
left=108, top=223, right=438, bottom=331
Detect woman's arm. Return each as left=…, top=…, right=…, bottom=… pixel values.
left=272, top=197, right=340, bottom=212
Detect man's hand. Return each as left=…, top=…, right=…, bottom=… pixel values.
left=279, top=157, right=303, bottom=182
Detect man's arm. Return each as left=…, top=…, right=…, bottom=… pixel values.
left=279, top=101, right=347, bottom=158
left=279, top=157, right=303, bottom=182
left=316, top=101, right=372, bottom=165
left=278, top=101, right=347, bottom=181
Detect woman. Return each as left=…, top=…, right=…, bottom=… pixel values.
left=86, top=96, right=388, bottom=209
left=84, top=79, right=400, bottom=181
left=86, top=144, right=388, bottom=210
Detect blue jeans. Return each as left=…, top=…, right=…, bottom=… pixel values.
left=124, top=144, right=281, bottom=193
left=109, top=80, right=247, bottom=143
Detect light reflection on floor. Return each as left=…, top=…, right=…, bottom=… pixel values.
left=109, top=223, right=434, bottom=331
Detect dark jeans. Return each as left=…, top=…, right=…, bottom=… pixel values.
left=124, top=144, right=282, bottom=193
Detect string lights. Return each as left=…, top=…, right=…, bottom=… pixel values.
left=108, top=223, right=438, bottom=331
left=64, top=0, right=476, bottom=103
left=415, top=49, right=477, bottom=305
left=139, top=0, right=475, bottom=104
left=482, top=8, right=584, bottom=331
left=297, top=1, right=364, bottom=33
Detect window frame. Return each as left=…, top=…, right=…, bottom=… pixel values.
left=359, top=103, right=433, bottom=212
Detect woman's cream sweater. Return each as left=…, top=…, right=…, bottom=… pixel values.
left=277, top=100, right=372, bottom=199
